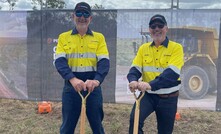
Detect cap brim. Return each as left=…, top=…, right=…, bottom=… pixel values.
left=149, top=19, right=165, bottom=25
left=75, top=8, right=90, bottom=13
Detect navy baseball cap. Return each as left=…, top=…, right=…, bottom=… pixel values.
left=149, top=14, right=167, bottom=25
left=74, top=2, right=91, bottom=14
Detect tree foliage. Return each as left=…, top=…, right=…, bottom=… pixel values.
left=31, top=0, right=66, bottom=10
left=92, top=4, right=105, bottom=9
left=0, top=0, right=105, bottom=10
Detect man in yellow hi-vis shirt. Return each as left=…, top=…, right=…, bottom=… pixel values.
left=54, top=2, right=109, bottom=134
left=127, top=14, right=184, bottom=134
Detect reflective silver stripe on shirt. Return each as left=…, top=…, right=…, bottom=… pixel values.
left=71, top=66, right=97, bottom=72
left=133, top=65, right=180, bottom=74
left=97, top=55, right=109, bottom=61
left=55, top=53, right=66, bottom=60
left=143, top=66, right=165, bottom=73
left=147, top=84, right=180, bottom=94
left=132, top=65, right=165, bottom=73
left=67, top=53, right=96, bottom=59
left=168, top=65, right=180, bottom=75
left=132, top=65, right=142, bottom=73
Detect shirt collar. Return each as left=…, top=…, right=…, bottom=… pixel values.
left=71, top=27, right=93, bottom=35
left=150, top=36, right=169, bottom=48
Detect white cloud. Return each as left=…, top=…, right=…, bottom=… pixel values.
left=92, top=0, right=171, bottom=9
left=15, top=0, right=32, bottom=10
left=1, top=0, right=221, bottom=10
left=1, top=2, right=10, bottom=10
left=0, top=0, right=33, bottom=10
left=201, top=3, right=221, bottom=9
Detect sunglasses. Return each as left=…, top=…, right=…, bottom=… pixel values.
left=75, top=11, right=90, bottom=18
left=149, top=24, right=165, bottom=29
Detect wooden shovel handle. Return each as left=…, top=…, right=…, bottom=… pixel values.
left=133, top=92, right=145, bottom=134
left=78, top=92, right=90, bottom=134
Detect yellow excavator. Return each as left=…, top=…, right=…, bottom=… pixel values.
left=139, top=26, right=218, bottom=99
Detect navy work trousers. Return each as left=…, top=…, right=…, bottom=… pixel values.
left=60, top=81, right=105, bottom=134
left=129, top=92, right=178, bottom=134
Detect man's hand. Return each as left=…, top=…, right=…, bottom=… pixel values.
left=128, top=81, right=138, bottom=92
left=69, top=77, right=86, bottom=92
left=137, top=81, right=151, bottom=92
left=85, top=80, right=100, bottom=92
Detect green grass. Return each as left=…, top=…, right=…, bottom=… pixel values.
left=1, top=98, right=221, bottom=134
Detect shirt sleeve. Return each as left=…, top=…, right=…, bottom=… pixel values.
left=94, top=58, right=110, bottom=84
left=127, top=67, right=142, bottom=82
left=55, top=57, right=75, bottom=80
left=54, top=34, right=75, bottom=80
left=94, top=33, right=110, bottom=84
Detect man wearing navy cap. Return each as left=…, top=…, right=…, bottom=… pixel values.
left=55, top=2, right=109, bottom=134
left=127, top=14, right=184, bottom=134
left=74, top=2, right=91, bottom=15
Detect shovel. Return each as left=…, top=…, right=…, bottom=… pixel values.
left=78, top=91, right=90, bottom=134
left=133, top=91, right=145, bottom=134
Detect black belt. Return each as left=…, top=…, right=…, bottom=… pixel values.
left=158, top=91, right=179, bottom=98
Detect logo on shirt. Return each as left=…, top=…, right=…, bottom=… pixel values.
left=164, top=54, right=171, bottom=57
left=91, top=40, right=99, bottom=43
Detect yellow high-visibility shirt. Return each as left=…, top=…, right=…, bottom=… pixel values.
left=55, top=30, right=109, bottom=72
left=133, top=40, right=184, bottom=82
